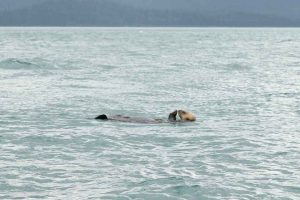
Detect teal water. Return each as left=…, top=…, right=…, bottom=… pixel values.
left=0, top=28, right=299, bottom=199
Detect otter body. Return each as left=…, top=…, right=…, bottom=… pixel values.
left=95, top=110, right=195, bottom=124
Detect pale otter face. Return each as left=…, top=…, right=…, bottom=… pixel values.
left=178, top=110, right=196, bottom=121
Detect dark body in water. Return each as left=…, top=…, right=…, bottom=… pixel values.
left=95, top=110, right=196, bottom=124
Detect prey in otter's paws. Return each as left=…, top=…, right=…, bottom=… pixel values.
left=95, top=110, right=196, bottom=124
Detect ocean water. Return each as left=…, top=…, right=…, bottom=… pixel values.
left=0, top=28, right=299, bottom=200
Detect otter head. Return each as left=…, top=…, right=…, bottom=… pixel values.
left=178, top=110, right=196, bottom=121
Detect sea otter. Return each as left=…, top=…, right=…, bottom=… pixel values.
left=95, top=110, right=196, bottom=124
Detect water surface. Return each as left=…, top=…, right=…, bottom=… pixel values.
left=0, top=28, right=300, bottom=199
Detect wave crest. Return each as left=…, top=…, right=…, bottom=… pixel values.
left=0, top=58, right=40, bottom=70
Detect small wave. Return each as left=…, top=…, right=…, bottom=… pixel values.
left=0, top=58, right=40, bottom=70
left=97, top=64, right=119, bottom=70
left=278, top=39, right=293, bottom=43
left=225, top=63, right=251, bottom=71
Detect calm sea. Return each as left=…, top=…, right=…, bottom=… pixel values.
left=0, top=28, right=299, bottom=199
